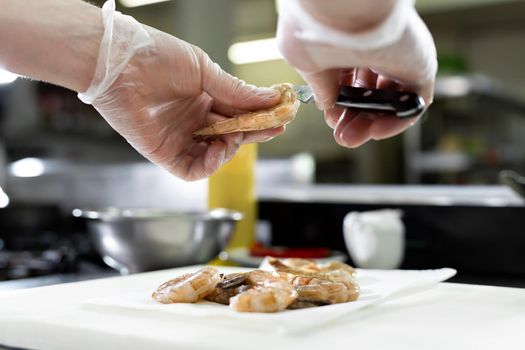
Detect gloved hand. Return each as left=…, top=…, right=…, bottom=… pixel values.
left=79, top=0, right=282, bottom=180
left=277, top=0, right=437, bottom=148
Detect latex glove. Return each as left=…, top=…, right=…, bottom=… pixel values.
left=277, top=0, right=437, bottom=148
left=79, top=0, right=282, bottom=181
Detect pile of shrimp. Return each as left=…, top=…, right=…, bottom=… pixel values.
left=192, top=83, right=300, bottom=141
left=151, top=257, right=359, bottom=313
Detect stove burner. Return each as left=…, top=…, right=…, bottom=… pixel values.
left=0, top=247, right=78, bottom=281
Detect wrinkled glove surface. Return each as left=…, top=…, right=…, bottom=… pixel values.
left=79, top=0, right=282, bottom=180
left=277, top=0, right=437, bottom=148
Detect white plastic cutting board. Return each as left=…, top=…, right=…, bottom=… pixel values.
left=1, top=266, right=524, bottom=350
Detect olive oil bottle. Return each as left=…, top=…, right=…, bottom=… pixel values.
left=208, top=143, right=257, bottom=249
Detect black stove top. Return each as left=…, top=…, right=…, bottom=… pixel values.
left=0, top=203, right=111, bottom=282
left=0, top=248, right=79, bottom=281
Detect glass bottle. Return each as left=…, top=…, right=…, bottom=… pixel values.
left=208, top=143, right=257, bottom=250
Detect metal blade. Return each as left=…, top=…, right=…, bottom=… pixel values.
left=294, top=84, right=315, bottom=104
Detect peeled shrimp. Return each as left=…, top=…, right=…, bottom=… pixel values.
left=205, top=272, right=251, bottom=305
left=287, top=274, right=359, bottom=304
left=229, top=270, right=297, bottom=313
left=270, top=258, right=356, bottom=277
left=269, top=257, right=357, bottom=285
left=268, top=258, right=360, bottom=305
left=193, top=83, right=300, bottom=140
left=287, top=299, right=328, bottom=309
left=152, top=258, right=358, bottom=312
left=318, top=260, right=356, bottom=277
left=230, top=286, right=297, bottom=313
left=152, top=266, right=221, bottom=303
left=276, top=258, right=322, bottom=273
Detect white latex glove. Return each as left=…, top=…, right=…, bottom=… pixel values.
left=277, top=0, right=437, bottom=148
left=79, top=0, right=282, bottom=181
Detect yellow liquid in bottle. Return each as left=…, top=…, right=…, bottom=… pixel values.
left=208, top=143, right=257, bottom=250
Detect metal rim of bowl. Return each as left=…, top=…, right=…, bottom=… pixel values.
left=72, top=207, right=243, bottom=222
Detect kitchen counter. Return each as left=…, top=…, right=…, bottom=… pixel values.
left=258, top=185, right=525, bottom=285
left=258, top=184, right=525, bottom=206
left=0, top=271, right=118, bottom=292
left=1, top=266, right=524, bottom=350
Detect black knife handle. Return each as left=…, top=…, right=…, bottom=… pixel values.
left=336, top=86, right=425, bottom=118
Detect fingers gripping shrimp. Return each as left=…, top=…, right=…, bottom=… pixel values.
left=152, top=267, right=221, bottom=303
left=193, top=83, right=300, bottom=140
left=229, top=270, right=297, bottom=313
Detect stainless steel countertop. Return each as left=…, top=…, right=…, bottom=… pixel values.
left=258, top=184, right=525, bottom=207
left=0, top=271, right=118, bottom=292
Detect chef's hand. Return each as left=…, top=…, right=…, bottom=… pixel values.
left=80, top=1, right=282, bottom=181
left=277, top=0, right=437, bottom=148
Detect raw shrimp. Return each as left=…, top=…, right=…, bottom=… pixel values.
left=152, top=259, right=358, bottom=312
left=278, top=258, right=320, bottom=272
left=287, top=299, right=328, bottom=309
left=318, top=260, right=356, bottom=277
left=288, top=275, right=359, bottom=304
left=230, top=287, right=297, bottom=313
left=152, top=266, right=221, bottom=304
left=268, top=258, right=360, bottom=305
left=193, top=83, right=300, bottom=140
left=267, top=257, right=319, bottom=275
left=205, top=272, right=251, bottom=305
left=270, top=257, right=356, bottom=277
left=269, top=257, right=357, bottom=286
left=229, top=270, right=297, bottom=313
left=205, top=284, right=252, bottom=305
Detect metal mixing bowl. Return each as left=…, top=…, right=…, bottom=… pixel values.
left=72, top=208, right=242, bottom=274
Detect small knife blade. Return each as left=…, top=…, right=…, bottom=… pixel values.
left=294, top=84, right=425, bottom=118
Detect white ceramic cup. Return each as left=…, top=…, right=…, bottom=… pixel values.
left=343, top=209, right=405, bottom=269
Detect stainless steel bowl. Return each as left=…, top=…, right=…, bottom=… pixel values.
left=73, top=208, right=242, bottom=274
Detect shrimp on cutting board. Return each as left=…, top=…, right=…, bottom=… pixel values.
left=152, top=266, right=221, bottom=303
left=229, top=270, right=298, bottom=313
left=289, top=275, right=359, bottom=304
left=205, top=272, right=251, bottom=305
left=267, top=257, right=360, bottom=305
left=193, top=83, right=300, bottom=140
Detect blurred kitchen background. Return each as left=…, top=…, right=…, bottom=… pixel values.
left=1, top=0, right=525, bottom=287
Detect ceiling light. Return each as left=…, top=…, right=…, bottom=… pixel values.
left=0, top=68, right=18, bottom=85
left=0, top=187, right=9, bottom=208
left=435, top=76, right=471, bottom=97
left=228, top=38, right=283, bottom=65
left=119, top=0, right=170, bottom=8
left=9, top=158, right=45, bottom=178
